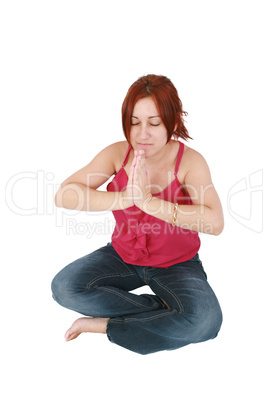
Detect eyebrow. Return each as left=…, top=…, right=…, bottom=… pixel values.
left=132, top=115, right=160, bottom=119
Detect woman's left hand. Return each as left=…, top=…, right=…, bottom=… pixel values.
left=131, top=150, right=152, bottom=210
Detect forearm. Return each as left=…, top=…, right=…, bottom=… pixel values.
left=55, top=183, right=126, bottom=211
left=142, top=197, right=224, bottom=235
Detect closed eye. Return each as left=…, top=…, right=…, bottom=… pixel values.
left=131, top=122, right=160, bottom=126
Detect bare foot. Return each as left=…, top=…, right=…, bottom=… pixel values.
left=65, top=317, right=109, bottom=342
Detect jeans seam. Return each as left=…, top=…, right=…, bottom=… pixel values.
left=86, top=273, right=137, bottom=289
left=111, top=309, right=178, bottom=323
left=142, top=266, right=153, bottom=284
left=151, top=277, right=184, bottom=314
left=96, top=286, right=160, bottom=309
left=143, top=268, right=147, bottom=283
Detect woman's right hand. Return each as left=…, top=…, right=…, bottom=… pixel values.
left=119, top=162, right=135, bottom=209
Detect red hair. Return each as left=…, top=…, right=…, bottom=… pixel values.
left=122, top=74, right=192, bottom=143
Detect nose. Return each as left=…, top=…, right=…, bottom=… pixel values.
left=139, top=124, right=150, bottom=140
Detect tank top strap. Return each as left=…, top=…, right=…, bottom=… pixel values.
left=122, top=145, right=132, bottom=167
left=174, top=141, right=184, bottom=176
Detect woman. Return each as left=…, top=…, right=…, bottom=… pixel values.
left=51, top=74, right=224, bottom=355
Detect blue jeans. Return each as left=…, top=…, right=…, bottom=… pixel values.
left=51, top=243, right=222, bottom=354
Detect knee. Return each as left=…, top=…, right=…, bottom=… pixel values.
left=51, top=272, right=63, bottom=304
left=189, top=303, right=223, bottom=343
left=51, top=269, right=74, bottom=307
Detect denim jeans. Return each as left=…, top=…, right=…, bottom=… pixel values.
left=51, top=243, right=222, bottom=355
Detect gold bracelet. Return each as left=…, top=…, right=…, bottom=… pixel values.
left=172, top=203, right=178, bottom=226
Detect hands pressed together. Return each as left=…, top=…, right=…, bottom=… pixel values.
left=122, top=150, right=153, bottom=210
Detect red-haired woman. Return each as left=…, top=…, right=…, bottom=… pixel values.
left=51, top=74, right=224, bottom=354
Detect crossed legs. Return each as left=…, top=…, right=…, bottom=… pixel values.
left=51, top=244, right=222, bottom=354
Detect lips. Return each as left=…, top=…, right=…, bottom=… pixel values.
left=138, top=143, right=152, bottom=148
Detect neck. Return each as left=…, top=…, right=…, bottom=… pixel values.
left=144, top=141, right=174, bottom=168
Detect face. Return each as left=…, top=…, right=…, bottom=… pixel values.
left=129, top=97, right=168, bottom=158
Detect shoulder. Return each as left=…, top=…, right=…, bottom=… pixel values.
left=182, top=144, right=210, bottom=173
left=177, top=143, right=212, bottom=187
left=170, top=139, right=206, bottom=166
left=73, top=140, right=129, bottom=177
left=181, top=144, right=212, bottom=186
left=99, top=140, right=128, bottom=154
left=94, top=141, right=129, bottom=162
left=101, top=141, right=129, bottom=172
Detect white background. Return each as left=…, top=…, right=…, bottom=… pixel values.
left=1, top=0, right=267, bottom=401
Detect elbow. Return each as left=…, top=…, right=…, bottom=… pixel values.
left=54, top=192, right=61, bottom=208
left=54, top=183, right=85, bottom=210
left=214, top=225, right=224, bottom=236
left=213, top=218, right=224, bottom=236
left=54, top=188, right=63, bottom=208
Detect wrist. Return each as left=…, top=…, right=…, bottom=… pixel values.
left=140, top=194, right=154, bottom=212
left=119, top=189, right=134, bottom=210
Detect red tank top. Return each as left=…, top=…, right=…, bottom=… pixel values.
left=107, top=141, right=200, bottom=268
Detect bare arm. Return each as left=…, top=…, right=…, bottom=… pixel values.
left=54, top=142, right=132, bottom=211
left=133, top=149, right=224, bottom=236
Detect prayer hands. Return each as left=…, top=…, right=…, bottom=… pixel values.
left=121, top=150, right=152, bottom=210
